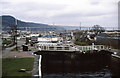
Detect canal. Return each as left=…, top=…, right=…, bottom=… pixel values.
left=34, top=50, right=120, bottom=78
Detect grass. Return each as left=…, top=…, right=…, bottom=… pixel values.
left=11, top=47, right=20, bottom=51
left=2, top=40, right=15, bottom=49
left=74, top=41, right=89, bottom=46
left=3, top=40, right=12, bottom=45
left=2, top=58, right=34, bottom=77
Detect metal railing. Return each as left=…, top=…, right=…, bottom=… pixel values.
left=77, top=45, right=108, bottom=51
left=37, top=44, right=108, bottom=52
left=37, top=45, right=77, bottom=51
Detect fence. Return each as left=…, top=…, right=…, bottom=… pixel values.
left=37, top=44, right=108, bottom=52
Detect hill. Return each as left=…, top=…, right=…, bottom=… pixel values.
left=1, top=15, right=64, bottom=31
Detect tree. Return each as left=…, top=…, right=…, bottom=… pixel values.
left=91, top=25, right=105, bottom=35
left=9, top=25, right=18, bottom=50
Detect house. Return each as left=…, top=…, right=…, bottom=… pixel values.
left=37, top=36, right=59, bottom=43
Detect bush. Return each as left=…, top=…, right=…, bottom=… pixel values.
left=74, top=41, right=89, bottom=46
left=3, top=40, right=12, bottom=45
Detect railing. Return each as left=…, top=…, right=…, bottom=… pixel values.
left=37, top=44, right=108, bottom=52
left=37, top=45, right=77, bottom=51
left=77, top=45, right=108, bottom=51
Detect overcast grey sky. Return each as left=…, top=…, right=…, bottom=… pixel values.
left=0, top=0, right=119, bottom=27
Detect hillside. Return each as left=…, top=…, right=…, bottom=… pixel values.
left=1, top=15, right=64, bottom=31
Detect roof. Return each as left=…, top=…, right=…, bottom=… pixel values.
left=41, top=35, right=53, bottom=38
left=97, top=33, right=110, bottom=37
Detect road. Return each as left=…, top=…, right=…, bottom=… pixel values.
left=2, top=39, right=25, bottom=57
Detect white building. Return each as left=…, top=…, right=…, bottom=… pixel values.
left=30, top=34, right=39, bottom=37
left=37, top=36, right=62, bottom=42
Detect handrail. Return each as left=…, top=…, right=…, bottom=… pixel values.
left=37, top=45, right=108, bottom=52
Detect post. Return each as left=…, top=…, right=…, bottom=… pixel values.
left=92, top=43, right=94, bottom=50
left=15, top=19, right=18, bottom=51
left=16, top=25, right=18, bottom=51
left=79, top=22, right=81, bottom=30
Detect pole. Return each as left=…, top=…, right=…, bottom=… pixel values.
left=15, top=19, right=18, bottom=51
left=79, top=22, right=81, bottom=30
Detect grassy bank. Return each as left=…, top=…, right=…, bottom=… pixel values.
left=2, top=58, right=34, bottom=77
left=3, top=40, right=12, bottom=45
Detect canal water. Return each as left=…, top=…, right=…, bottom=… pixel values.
left=35, top=50, right=120, bottom=78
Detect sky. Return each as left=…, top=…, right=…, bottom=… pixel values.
left=0, top=0, right=119, bottom=28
